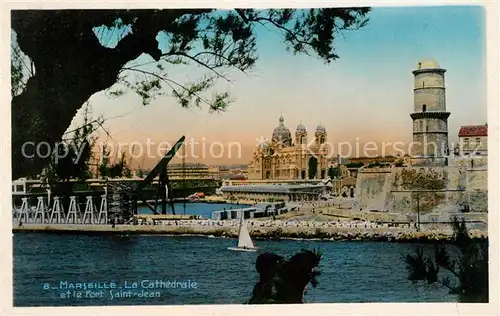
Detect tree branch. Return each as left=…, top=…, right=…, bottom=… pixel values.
left=235, top=10, right=313, bottom=55
left=160, top=51, right=232, bottom=82
left=121, top=67, right=215, bottom=108
left=11, top=8, right=371, bottom=179
left=112, top=9, right=213, bottom=64
left=11, top=44, right=33, bottom=77
left=191, top=50, right=248, bottom=75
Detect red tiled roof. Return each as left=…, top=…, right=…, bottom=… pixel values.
left=459, top=125, right=487, bottom=137
left=229, top=174, right=247, bottom=180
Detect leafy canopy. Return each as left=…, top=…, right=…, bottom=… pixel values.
left=12, top=8, right=371, bottom=110
left=11, top=8, right=370, bottom=180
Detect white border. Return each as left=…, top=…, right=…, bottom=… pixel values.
left=1, top=1, right=499, bottom=315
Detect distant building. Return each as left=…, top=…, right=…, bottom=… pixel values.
left=248, top=115, right=330, bottom=180
left=207, top=166, right=220, bottom=180
left=12, top=178, right=28, bottom=195
left=166, top=163, right=213, bottom=179
left=219, top=183, right=328, bottom=202
left=210, top=165, right=249, bottom=180
left=331, top=176, right=356, bottom=197
left=456, top=124, right=488, bottom=156
left=229, top=174, right=247, bottom=181
left=218, top=168, right=236, bottom=180
left=327, top=164, right=357, bottom=197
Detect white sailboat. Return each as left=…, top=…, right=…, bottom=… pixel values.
left=228, top=216, right=258, bottom=252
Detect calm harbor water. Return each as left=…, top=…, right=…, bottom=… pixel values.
left=13, top=202, right=457, bottom=305
left=136, top=202, right=246, bottom=218
left=13, top=233, right=456, bottom=306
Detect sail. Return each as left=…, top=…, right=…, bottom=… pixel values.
left=237, top=218, right=254, bottom=248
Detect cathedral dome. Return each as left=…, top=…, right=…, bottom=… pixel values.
left=296, top=123, right=307, bottom=133
left=316, top=124, right=326, bottom=133
left=272, top=115, right=292, bottom=145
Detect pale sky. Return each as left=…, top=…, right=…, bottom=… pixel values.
left=68, top=6, right=486, bottom=168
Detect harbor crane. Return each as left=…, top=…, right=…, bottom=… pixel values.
left=112, top=136, right=185, bottom=218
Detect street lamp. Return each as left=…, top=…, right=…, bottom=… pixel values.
left=416, top=193, right=420, bottom=232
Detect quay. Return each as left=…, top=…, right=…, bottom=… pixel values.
left=11, top=193, right=488, bottom=242
left=11, top=175, right=487, bottom=243
left=12, top=218, right=487, bottom=242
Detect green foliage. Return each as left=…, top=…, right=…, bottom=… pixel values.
left=240, top=9, right=370, bottom=61
left=399, top=168, right=447, bottom=213
left=98, top=144, right=111, bottom=179
left=136, top=169, right=147, bottom=178
left=404, top=217, right=488, bottom=302
left=103, top=8, right=370, bottom=110
left=394, top=159, right=405, bottom=167
left=327, top=166, right=339, bottom=179
left=98, top=148, right=133, bottom=179
left=247, top=249, right=323, bottom=304
left=11, top=44, right=25, bottom=96
left=11, top=8, right=371, bottom=179
left=366, top=162, right=391, bottom=168
left=400, top=168, right=446, bottom=191
left=42, top=103, right=99, bottom=195
left=124, top=165, right=133, bottom=178
left=345, top=162, right=364, bottom=168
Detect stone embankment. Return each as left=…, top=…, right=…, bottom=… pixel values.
left=13, top=221, right=487, bottom=243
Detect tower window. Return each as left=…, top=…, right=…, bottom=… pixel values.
left=422, top=104, right=427, bottom=112
left=422, top=81, right=425, bottom=88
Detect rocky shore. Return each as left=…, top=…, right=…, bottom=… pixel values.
left=13, top=222, right=487, bottom=243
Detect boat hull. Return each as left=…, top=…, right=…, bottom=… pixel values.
left=227, top=247, right=258, bottom=252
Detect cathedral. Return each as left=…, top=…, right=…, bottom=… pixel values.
left=247, top=115, right=331, bottom=180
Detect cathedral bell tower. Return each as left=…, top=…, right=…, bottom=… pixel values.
left=295, top=123, right=307, bottom=146
left=315, top=124, right=327, bottom=146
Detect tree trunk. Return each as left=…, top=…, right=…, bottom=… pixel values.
left=10, top=9, right=210, bottom=179
left=12, top=80, right=84, bottom=180
left=11, top=62, right=121, bottom=180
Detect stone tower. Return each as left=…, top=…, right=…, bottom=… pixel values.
left=410, top=59, right=450, bottom=166
left=295, top=122, right=307, bottom=146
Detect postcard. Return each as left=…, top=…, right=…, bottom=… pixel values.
left=4, top=2, right=498, bottom=315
